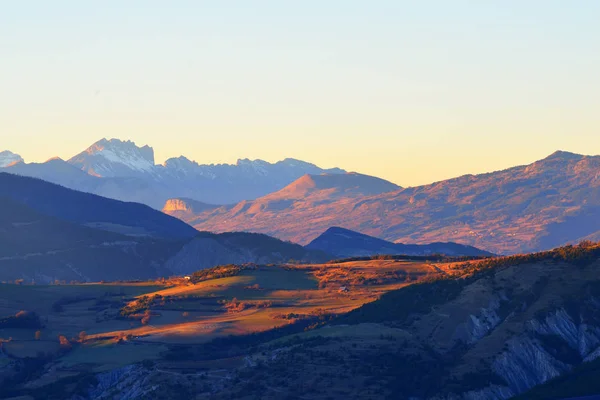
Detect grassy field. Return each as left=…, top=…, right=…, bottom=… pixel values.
left=0, top=260, right=448, bottom=391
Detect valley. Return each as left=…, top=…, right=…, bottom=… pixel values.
left=3, top=244, right=600, bottom=399
left=0, top=257, right=450, bottom=398
left=4, top=4, right=598, bottom=398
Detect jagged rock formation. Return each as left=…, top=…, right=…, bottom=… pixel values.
left=1, top=138, right=346, bottom=207
left=0, top=150, right=23, bottom=167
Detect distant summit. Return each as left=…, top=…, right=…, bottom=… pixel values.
left=164, top=172, right=403, bottom=241
left=268, top=173, right=401, bottom=199
left=68, top=138, right=156, bottom=178
left=306, top=227, right=492, bottom=257
left=542, top=150, right=585, bottom=161
left=0, top=150, right=23, bottom=167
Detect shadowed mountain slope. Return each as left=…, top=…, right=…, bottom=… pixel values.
left=0, top=172, right=198, bottom=239
left=0, top=196, right=180, bottom=282
left=165, top=231, right=330, bottom=275
left=0, top=176, right=328, bottom=282
left=306, top=226, right=493, bottom=257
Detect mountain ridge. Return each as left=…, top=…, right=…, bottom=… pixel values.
left=169, top=151, right=600, bottom=254
left=0, top=175, right=329, bottom=282
left=1, top=138, right=349, bottom=207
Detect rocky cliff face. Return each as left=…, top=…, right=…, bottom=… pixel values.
left=421, top=257, right=600, bottom=399
left=445, top=304, right=600, bottom=400
left=83, top=365, right=156, bottom=400
left=161, top=198, right=220, bottom=220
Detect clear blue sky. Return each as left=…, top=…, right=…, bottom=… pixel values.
left=1, top=1, right=599, bottom=186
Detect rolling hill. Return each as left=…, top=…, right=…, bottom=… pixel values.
left=169, top=151, right=600, bottom=254
left=164, top=231, right=330, bottom=275
left=306, top=226, right=493, bottom=257
left=0, top=196, right=182, bottom=282
left=0, top=174, right=331, bottom=282
left=3, top=243, right=599, bottom=399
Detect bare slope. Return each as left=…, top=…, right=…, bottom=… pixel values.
left=0, top=172, right=198, bottom=239
left=0, top=197, right=180, bottom=282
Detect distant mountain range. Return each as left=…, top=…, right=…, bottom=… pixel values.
left=0, top=174, right=328, bottom=282
left=167, top=151, right=600, bottom=255
left=1, top=138, right=345, bottom=208
left=306, top=227, right=493, bottom=258
left=4, top=138, right=600, bottom=255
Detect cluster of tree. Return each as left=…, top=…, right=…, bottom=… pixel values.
left=221, top=298, right=273, bottom=313
left=51, top=295, right=97, bottom=312
left=0, top=311, right=43, bottom=329
left=119, top=294, right=161, bottom=317
left=327, top=254, right=486, bottom=264
left=272, top=312, right=306, bottom=320
left=457, top=240, right=600, bottom=276
left=189, top=264, right=246, bottom=284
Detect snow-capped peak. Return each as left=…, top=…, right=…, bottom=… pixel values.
left=0, top=150, right=24, bottom=167
left=236, top=158, right=270, bottom=176
left=88, top=138, right=155, bottom=168
left=68, top=138, right=156, bottom=177
left=163, top=156, right=197, bottom=170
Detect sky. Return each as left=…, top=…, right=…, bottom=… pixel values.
left=1, top=1, right=599, bottom=187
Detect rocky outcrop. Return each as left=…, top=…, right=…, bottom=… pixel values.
left=492, top=336, right=569, bottom=394
left=452, top=296, right=503, bottom=345
left=528, top=308, right=600, bottom=357
left=83, top=365, right=157, bottom=400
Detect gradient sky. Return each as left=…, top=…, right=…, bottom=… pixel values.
left=1, top=1, right=599, bottom=187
